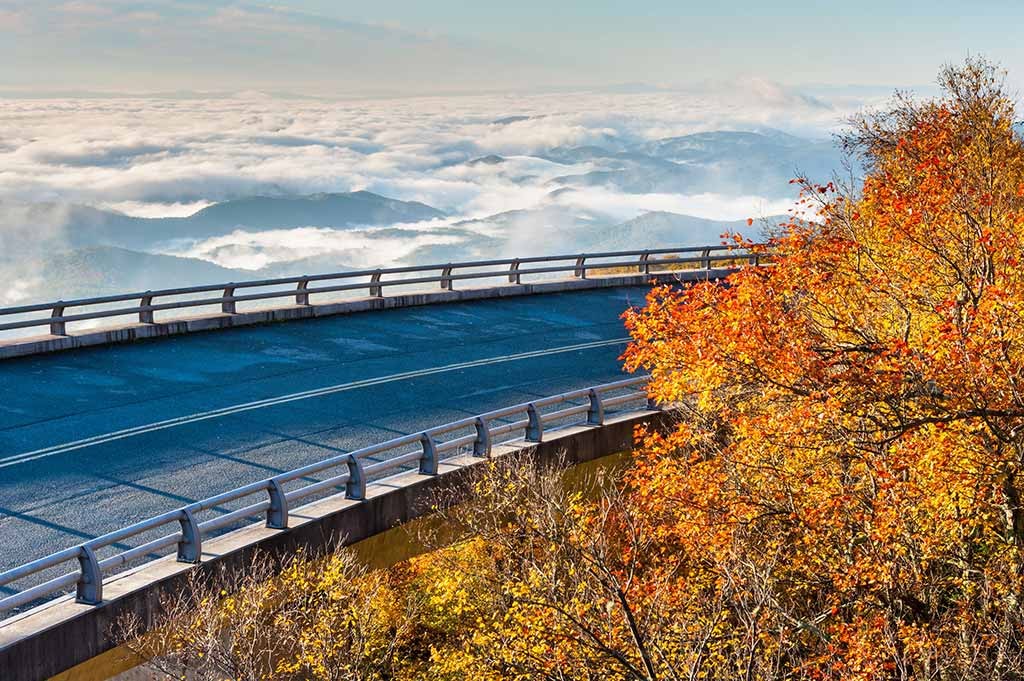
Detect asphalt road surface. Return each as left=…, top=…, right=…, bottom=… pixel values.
left=0, top=286, right=652, bottom=589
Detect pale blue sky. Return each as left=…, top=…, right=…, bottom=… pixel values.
left=1, top=0, right=1020, bottom=94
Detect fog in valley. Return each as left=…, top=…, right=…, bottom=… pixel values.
left=0, top=84, right=869, bottom=304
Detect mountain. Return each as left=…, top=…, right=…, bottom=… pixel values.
left=452, top=204, right=613, bottom=255
left=183, top=191, right=445, bottom=234
left=0, top=210, right=777, bottom=306
left=0, top=246, right=251, bottom=303
left=543, top=131, right=844, bottom=196
left=466, top=155, right=506, bottom=166
left=587, top=211, right=774, bottom=252
left=394, top=209, right=772, bottom=269
left=492, top=115, right=533, bottom=125
left=23, top=191, right=448, bottom=251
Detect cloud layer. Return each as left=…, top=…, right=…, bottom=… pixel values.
left=0, top=86, right=864, bottom=208
left=0, top=85, right=877, bottom=293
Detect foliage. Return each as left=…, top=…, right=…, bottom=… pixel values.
left=622, top=56, right=1024, bottom=679
left=118, top=548, right=419, bottom=681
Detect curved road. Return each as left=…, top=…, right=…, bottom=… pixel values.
left=0, top=286, right=650, bottom=586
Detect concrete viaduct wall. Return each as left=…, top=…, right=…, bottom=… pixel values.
left=0, top=409, right=672, bottom=681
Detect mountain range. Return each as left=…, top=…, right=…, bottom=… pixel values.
left=544, top=130, right=845, bottom=195
left=6, top=210, right=772, bottom=303
left=0, top=129, right=829, bottom=303
left=6, top=191, right=446, bottom=252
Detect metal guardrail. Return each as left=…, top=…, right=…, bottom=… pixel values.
left=0, top=245, right=761, bottom=336
left=0, top=376, right=654, bottom=616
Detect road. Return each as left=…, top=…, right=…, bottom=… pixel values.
left=0, top=286, right=651, bottom=586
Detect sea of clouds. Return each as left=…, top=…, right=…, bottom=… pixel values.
left=0, top=83, right=878, bottom=291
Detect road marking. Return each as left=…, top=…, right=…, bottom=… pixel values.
left=0, top=337, right=630, bottom=470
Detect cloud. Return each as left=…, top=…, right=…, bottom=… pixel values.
left=0, top=202, right=72, bottom=304
left=97, top=200, right=215, bottom=218
left=0, top=202, right=73, bottom=257
left=174, top=223, right=463, bottom=271
left=0, top=9, right=27, bottom=31
left=548, top=188, right=795, bottom=223
left=0, top=277, right=40, bottom=306
left=0, top=86, right=868, bottom=297
left=0, top=88, right=860, bottom=209
left=0, top=2, right=542, bottom=94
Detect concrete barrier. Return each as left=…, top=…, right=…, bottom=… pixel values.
left=0, top=409, right=672, bottom=681
left=0, top=270, right=727, bottom=362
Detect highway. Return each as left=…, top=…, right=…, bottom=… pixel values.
left=0, top=286, right=651, bottom=587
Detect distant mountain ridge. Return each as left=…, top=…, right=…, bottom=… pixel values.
left=1, top=246, right=251, bottom=302
left=0, top=127, right=838, bottom=304
left=543, top=130, right=844, bottom=195
left=11, top=191, right=448, bottom=251
left=184, top=191, right=445, bottom=233
left=1, top=209, right=778, bottom=305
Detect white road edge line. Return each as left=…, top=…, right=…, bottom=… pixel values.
left=0, top=337, right=630, bottom=470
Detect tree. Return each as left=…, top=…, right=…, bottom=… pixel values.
left=117, top=547, right=419, bottom=681
left=622, top=57, right=1024, bottom=678
left=412, top=452, right=685, bottom=681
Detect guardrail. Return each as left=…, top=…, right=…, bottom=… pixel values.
left=0, top=245, right=761, bottom=336
left=0, top=376, right=654, bottom=616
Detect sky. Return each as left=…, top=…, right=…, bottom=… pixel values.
left=1, top=0, right=1021, bottom=95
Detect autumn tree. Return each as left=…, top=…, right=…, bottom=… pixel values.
left=623, top=57, right=1024, bottom=678
left=117, top=547, right=419, bottom=681
left=410, top=452, right=685, bottom=680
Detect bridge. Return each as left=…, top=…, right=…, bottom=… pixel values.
left=0, top=245, right=757, bottom=681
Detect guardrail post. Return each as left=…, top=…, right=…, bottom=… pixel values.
left=346, top=455, right=366, bottom=500
left=587, top=389, right=605, bottom=425
left=526, top=403, right=544, bottom=442
left=177, top=508, right=202, bottom=563
left=267, top=478, right=289, bottom=529
left=50, top=303, right=67, bottom=336
left=638, top=251, right=651, bottom=274
left=369, top=270, right=383, bottom=297
left=75, top=545, right=103, bottom=605
left=701, top=248, right=711, bottom=270
left=295, top=278, right=311, bottom=306
left=509, top=259, right=521, bottom=284
left=753, top=253, right=762, bottom=266
left=221, top=285, right=237, bottom=314
left=574, top=255, right=587, bottom=279
left=473, top=417, right=491, bottom=457
left=139, top=293, right=154, bottom=324
left=647, top=393, right=659, bottom=410
left=419, top=434, right=439, bottom=475
left=441, top=264, right=454, bottom=291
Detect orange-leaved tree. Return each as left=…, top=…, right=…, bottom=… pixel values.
left=623, top=58, right=1024, bottom=679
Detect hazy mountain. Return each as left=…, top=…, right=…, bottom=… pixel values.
left=252, top=256, right=357, bottom=279
left=540, top=145, right=627, bottom=164
left=183, top=192, right=445, bottom=233
left=587, top=211, right=774, bottom=252
left=453, top=204, right=613, bottom=255
left=544, top=130, right=845, bottom=195
left=1, top=246, right=250, bottom=302
left=466, top=155, right=506, bottom=166
left=0, top=210, right=777, bottom=305
left=491, top=115, right=533, bottom=125
left=32, top=191, right=448, bottom=250
left=396, top=210, right=766, bottom=271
